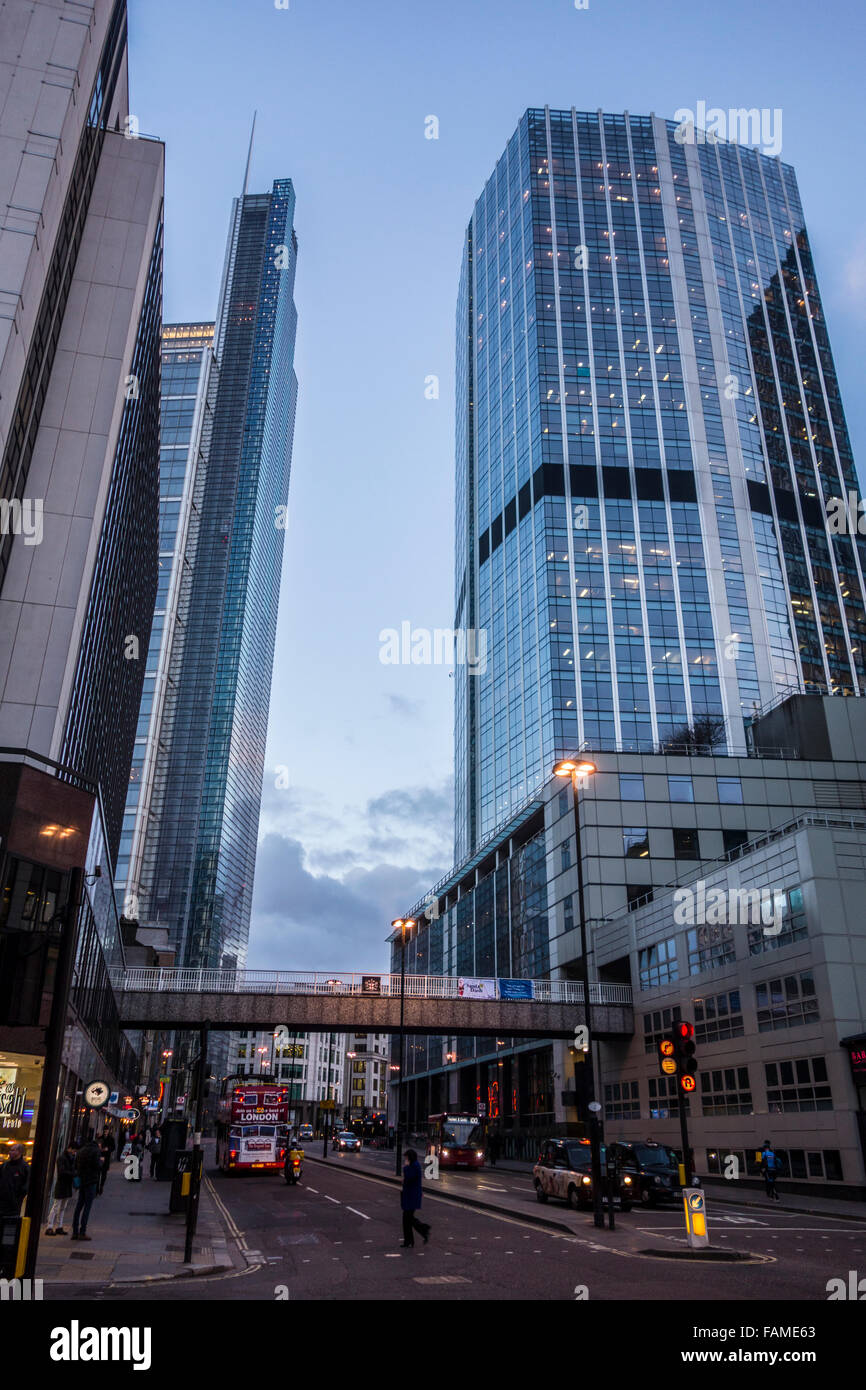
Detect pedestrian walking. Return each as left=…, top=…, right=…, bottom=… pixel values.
left=116, top=1128, right=127, bottom=1159
left=761, top=1139, right=782, bottom=1201
left=45, top=1141, right=78, bottom=1235
left=487, top=1130, right=500, bottom=1167
left=147, top=1127, right=161, bottom=1179
left=399, top=1148, right=430, bottom=1248
left=97, top=1135, right=113, bottom=1194
left=71, top=1133, right=102, bottom=1241
left=0, top=1142, right=30, bottom=1217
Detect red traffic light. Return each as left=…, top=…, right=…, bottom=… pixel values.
left=675, top=1021, right=695, bottom=1041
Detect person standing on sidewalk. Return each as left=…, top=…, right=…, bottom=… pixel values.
left=97, top=1135, right=113, bottom=1194
left=71, top=1134, right=102, bottom=1241
left=147, top=1127, right=161, bottom=1179
left=399, top=1148, right=430, bottom=1248
left=0, top=1142, right=30, bottom=1217
left=45, top=1141, right=77, bottom=1235
left=761, top=1140, right=782, bottom=1201
left=487, top=1129, right=500, bottom=1167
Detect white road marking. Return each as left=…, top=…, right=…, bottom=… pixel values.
left=324, top=1195, right=340, bottom=1205
left=306, top=1187, right=318, bottom=1194
left=346, top=1207, right=370, bottom=1220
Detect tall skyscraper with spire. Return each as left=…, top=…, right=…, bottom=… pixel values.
left=134, top=178, right=299, bottom=971
left=454, top=107, right=865, bottom=860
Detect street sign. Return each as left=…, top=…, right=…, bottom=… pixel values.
left=683, top=1188, right=709, bottom=1249
left=661, top=1057, right=677, bottom=1075
left=680, top=1074, right=696, bottom=1093
left=84, top=1080, right=109, bottom=1109
left=320, top=1099, right=335, bottom=1110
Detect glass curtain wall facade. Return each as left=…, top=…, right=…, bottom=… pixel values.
left=115, top=323, right=216, bottom=916
left=143, top=183, right=299, bottom=972
left=454, top=108, right=865, bottom=860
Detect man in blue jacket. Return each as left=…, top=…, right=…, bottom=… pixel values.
left=400, top=1149, right=431, bottom=1248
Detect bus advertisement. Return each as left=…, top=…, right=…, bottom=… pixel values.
left=426, top=1112, right=486, bottom=1169
left=215, top=1076, right=290, bottom=1172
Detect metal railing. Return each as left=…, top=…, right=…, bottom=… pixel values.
left=110, top=967, right=632, bottom=1006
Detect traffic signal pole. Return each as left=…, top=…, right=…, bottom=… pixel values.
left=678, top=1083, right=693, bottom=1188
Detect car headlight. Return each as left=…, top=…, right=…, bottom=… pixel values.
left=441, top=1149, right=450, bottom=1156
left=476, top=1150, right=484, bottom=1157
left=623, top=1175, right=632, bottom=1185
left=654, top=1176, right=664, bottom=1185
left=581, top=1175, right=591, bottom=1185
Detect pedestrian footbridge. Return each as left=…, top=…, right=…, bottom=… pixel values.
left=112, top=969, right=634, bottom=1039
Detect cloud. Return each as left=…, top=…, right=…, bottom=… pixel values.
left=385, top=693, right=423, bottom=719
left=365, top=782, right=452, bottom=833
left=248, top=832, right=446, bottom=971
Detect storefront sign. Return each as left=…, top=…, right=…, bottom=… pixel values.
left=847, top=1044, right=866, bottom=1084
left=0, top=1082, right=26, bottom=1129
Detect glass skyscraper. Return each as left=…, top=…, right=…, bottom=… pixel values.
left=139, top=182, right=299, bottom=972
left=454, top=108, right=865, bottom=860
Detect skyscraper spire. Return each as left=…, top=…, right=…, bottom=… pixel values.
left=242, top=110, right=257, bottom=198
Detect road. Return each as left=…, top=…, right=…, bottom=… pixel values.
left=48, top=1147, right=866, bottom=1302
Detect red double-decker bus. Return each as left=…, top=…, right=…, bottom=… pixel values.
left=426, top=1113, right=486, bottom=1169
left=215, top=1075, right=290, bottom=1173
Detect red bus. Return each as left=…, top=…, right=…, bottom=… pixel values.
left=215, top=1075, right=290, bottom=1173
left=426, top=1113, right=486, bottom=1170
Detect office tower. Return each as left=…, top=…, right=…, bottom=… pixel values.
left=0, top=0, right=163, bottom=1223
left=454, top=108, right=865, bottom=860
left=141, top=182, right=298, bottom=973
left=115, top=322, right=216, bottom=917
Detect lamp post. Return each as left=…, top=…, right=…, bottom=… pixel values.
left=553, top=758, right=605, bottom=1230
left=346, top=1052, right=356, bottom=1128
left=391, top=918, right=415, bottom=1176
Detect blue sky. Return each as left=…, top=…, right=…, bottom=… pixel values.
left=128, top=0, right=866, bottom=971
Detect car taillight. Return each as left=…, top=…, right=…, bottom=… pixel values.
left=279, top=1149, right=286, bottom=1159
left=293, top=1159, right=300, bottom=1167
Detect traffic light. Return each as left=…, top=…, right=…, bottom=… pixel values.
left=657, top=1036, right=677, bottom=1078
left=673, top=1021, right=697, bottom=1093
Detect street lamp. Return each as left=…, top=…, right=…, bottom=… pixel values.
left=346, top=1053, right=356, bottom=1128
left=553, top=757, right=605, bottom=1229
left=391, top=919, right=415, bottom=1176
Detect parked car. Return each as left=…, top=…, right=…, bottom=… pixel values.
left=606, top=1140, right=681, bottom=1205
left=335, top=1131, right=361, bottom=1152
left=533, top=1138, right=633, bottom=1211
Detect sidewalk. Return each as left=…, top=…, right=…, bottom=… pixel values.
left=36, top=1159, right=238, bottom=1286
left=488, top=1157, right=866, bottom=1222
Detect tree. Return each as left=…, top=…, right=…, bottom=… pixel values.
left=660, top=712, right=727, bottom=754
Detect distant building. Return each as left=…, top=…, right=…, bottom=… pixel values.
left=343, top=1033, right=389, bottom=1126
left=115, top=323, right=216, bottom=917
left=225, top=1029, right=345, bottom=1128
